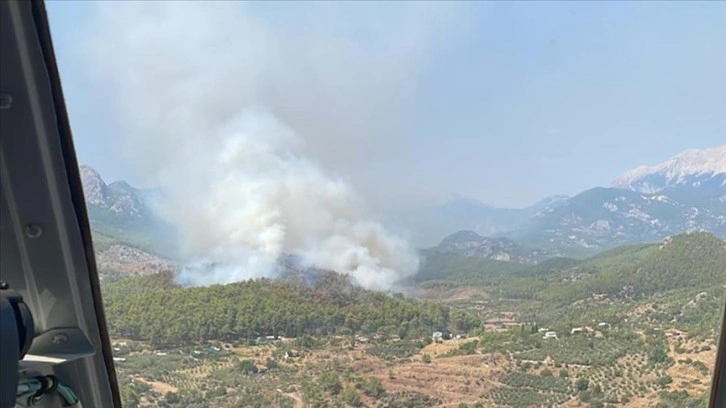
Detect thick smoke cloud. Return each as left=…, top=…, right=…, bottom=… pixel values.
left=83, top=2, right=459, bottom=289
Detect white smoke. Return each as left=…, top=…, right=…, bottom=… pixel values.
left=82, top=2, right=461, bottom=289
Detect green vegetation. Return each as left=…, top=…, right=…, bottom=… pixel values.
left=88, top=205, right=178, bottom=258
left=413, top=251, right=525, bottom=286
left=500, top=372, right=571, bottom=393
left=103, top=271, right=478, bottom=347
left=378, top=391, right=441, bottom=407
left=107, top=232, right=722, bottom=407
left=420, top=233, right=725, bottom=304
left=484, top=387, right=570, bottom=407
left=655, top=390, right=708, bottom=408
left=515, top=335, right=640, bottom=366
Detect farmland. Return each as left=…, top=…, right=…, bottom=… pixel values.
left=112, top=313, right=717, bottom=407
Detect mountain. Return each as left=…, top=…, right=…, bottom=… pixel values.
left=80, top=165, right=147, bottom=216
left=611, top=145, right=726, bottom=194
left=394, top=194, right=570, bottom=248
left=508, top=186, right=726, bottom=254
left=82, top=145, right=725, bottom=261
left=506, top=146, right=726, bottom=253
left=432, top=230, right=554, bottom=264
left=410, top=146, right=726, bottom=255
left=391, top=194, right=530, bottom=247
left=80, top=165, right=177, bottom=259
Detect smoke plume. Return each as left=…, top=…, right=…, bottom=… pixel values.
left=82, top=2, right=459, bottom=289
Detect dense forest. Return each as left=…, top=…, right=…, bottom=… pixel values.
left=102, top=271, right=480, bottom=347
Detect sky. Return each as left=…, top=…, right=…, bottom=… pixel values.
left=46, top=1, right=725, bottom=209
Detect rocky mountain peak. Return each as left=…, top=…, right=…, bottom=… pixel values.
left=80, top=164, right=108, bottom=206
left=79, top=165, right=145, bottom=217
left=612, top=145, right=726, bottom=193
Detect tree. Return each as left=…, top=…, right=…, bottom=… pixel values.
left=576, top=378, right=590, bottom=391
left=649, top=347, right=669, bottom=364
left=164, top=392, right=179, bottom=404
left=422, top=353, right=432, bottom=363
left=657, top=375, right=673, bottom=388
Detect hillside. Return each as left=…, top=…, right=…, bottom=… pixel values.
left=432, top=230, right=555, bottom=264
left=107, top=233, right=724, bottom=408
left=102, top=270, right=479, bottom=348
left=416, top=232, right=726, bottom=303
left=509, top=186, right=726, bottom=253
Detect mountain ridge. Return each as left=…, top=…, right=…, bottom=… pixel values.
left=80, top=145, right=726, bottom=260
left=611, top=145, right=726, bottom=193
left=405, top=146, right=726, bottom=253
left=432, top=230, right=554, bottom=264
left=80, top=164, right=177, bottom=259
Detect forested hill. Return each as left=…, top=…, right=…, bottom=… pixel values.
left=102, top=271, right=479, bottom=348
left=416, top=232, right=726, bottom=303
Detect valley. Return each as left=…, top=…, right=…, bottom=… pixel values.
left=80, top=147, right=726, bottom=407
left=100, top=233, right=724, bottom=407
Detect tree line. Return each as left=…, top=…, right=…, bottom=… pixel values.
left=102, top=270, right=480, bottom=347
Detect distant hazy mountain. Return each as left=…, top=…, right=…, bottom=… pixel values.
left=432, top=230, right=554, bottom=264
left=509, top=187, right=726, bottom=254
left=81, top=145, right=725, bottom=260
left=506, top=146, right=726, bottom=254
left=403, top=146, right=726, bottom=255
left=611, top=145, right=726, bottom=194
left=394, top=193, right=570, bottom=248
left=80, top=165, right=177, bottom=258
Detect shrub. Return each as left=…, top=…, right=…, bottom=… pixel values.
left=657, top=375, right=673, bottom=388
left=341, top=386, right=362, bottom=407
left=318, top=372, right=342, bottom=395
left=361, top=377, right=385, bottom=399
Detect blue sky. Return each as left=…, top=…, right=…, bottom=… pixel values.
left=46, top=1, right=725, bottom=208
